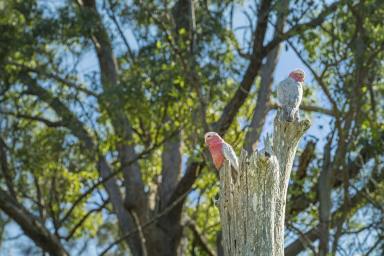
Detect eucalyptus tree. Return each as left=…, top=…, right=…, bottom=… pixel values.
left=0, top=0, right=383, bottom=255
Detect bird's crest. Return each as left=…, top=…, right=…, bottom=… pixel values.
left=289, top=69, right=305, bottom=82
left=205, top=132, right=221, bottom=143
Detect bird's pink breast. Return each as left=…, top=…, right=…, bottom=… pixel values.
left=208, top=143, right=224, bottom=170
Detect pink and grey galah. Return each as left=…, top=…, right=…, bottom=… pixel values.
left=276, top=69, right=305, bottom=122
left=205, top=132, right=239, bottom=176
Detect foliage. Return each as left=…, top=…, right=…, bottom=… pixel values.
left=0, top=0, right=383, bottom=255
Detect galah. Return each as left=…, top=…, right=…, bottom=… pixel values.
left=276, top=69, right=305, bottom=122
left=204, top=132, right=239, bottom=180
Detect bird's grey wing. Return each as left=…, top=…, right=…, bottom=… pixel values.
left=285, top=80, right=302, bottom=107
left=222, top=143, right=239, bottom=172
left=277, top=79, right=289, bottom=106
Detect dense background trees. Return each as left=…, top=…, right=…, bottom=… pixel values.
left=0, top=0, right=382, bottom=255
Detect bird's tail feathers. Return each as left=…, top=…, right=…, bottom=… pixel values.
left=233, top=161, right=239, bottom=172
left=284, top=107, right=295, bottom=122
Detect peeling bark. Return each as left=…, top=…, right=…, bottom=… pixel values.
left=219, top=109, right=310, bottom=256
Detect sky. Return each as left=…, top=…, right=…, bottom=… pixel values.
left=0, top=1, right=336, bottom=255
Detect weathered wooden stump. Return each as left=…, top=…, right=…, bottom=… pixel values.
left=219, top=109, right=311, bottom=256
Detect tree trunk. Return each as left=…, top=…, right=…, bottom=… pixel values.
left=219, top=109, right=310, bottom=256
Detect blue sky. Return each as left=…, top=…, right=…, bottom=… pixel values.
left=0, top=1, right=337, bottom=255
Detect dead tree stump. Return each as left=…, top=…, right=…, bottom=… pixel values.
left=219, top=109, right=310, bottom=256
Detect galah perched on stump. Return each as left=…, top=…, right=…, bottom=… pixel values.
left=277, top=69, right=305, bottom=122
left=204, top=132, right=239, bottom=181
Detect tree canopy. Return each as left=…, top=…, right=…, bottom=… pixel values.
left=0, top=0, right=383, bottom=255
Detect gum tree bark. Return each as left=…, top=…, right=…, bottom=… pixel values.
left=219, top=109, right=310, bottom=256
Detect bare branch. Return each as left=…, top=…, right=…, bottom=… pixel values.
left=170, top=0, right=343, bottom=219
left=6, top=61, right=99, bottom=98
left=106, top=0, right=135, bottom=60
left=212, top=0, right=273, bottom=135
left=22, top=78, right=140, bottom=254
left=0, top=110, right=64, bottom=128
left=286, top=223, right=317, bottom=255
left=268, top=102, right=334, bottom=116
left=99, top=187, right=194, bottom=256
left=289, top=140, right=317, bottom=201
left=59, top=129, right=179, bottom=225
left=185, top=218, right=216, bottom=256
left=0, top=189, right=69, bottom=256
left=286, top=141, right=377, bottom=221
left=65, top=200, right=108, bottom=241
left=166, top=162, right=203, bottom=207
left=0, top=137, right=16, bottom=198
left=285, top=166, right=384, bottom=256
left=77, top=0, right=147, bottom=217
left=263, top=1, right=342, bottom=54
left=286, top=40, right=340, bottom=116
left=243, top=0, right=289, bottom=153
